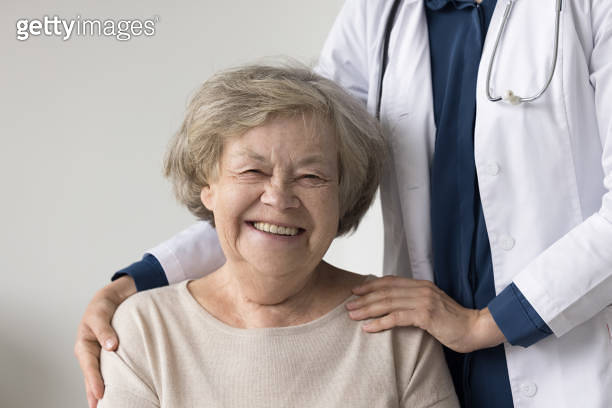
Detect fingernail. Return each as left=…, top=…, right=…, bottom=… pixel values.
left=104, top=339, right=116, bottom=350
left=346, top=302, right=356, bottom=310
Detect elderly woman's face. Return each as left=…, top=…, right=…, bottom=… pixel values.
left=200, top=114, right=340, bottom=277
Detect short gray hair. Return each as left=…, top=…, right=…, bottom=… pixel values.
left=164, top=63, right=386, bottom=236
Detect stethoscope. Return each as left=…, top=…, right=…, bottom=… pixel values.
left=376, top=0, right=563, bottom=117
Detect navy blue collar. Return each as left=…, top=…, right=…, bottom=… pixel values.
left=426, top=0, right=479, bottom=11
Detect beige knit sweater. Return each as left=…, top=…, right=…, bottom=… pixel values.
left=99, top=280, right=459, bottom=407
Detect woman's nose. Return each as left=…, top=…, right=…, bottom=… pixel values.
left=260, top=179, right=300, bottom=210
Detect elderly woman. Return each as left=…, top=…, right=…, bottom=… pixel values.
left=98, top=65, right=458, bottom=407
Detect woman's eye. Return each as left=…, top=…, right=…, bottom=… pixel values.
left=237, top=169, right=266, bottom=180
left=299, top=174, right=326, bottom=185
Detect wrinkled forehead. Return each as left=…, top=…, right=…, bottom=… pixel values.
left=230, top=113, right=336, bottom=157
left=228, top=110, right=335, bottom=149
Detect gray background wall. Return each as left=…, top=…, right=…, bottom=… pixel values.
left=0, top=1, right=383, bottom=406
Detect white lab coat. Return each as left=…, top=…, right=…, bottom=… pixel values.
left=149, top=0, right=612, bottom=406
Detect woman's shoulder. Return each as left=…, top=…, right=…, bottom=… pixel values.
left=115, top=281, right=183, bottom=311
left=99, top=285, right=193, bottom=406
left=320, top=263, right=373, bottom=291
left=111, top=282, right=191, bottom=337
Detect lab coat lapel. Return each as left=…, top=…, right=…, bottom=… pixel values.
left=379, top=0, right=436, bottom=280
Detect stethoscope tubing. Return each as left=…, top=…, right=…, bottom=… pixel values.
left=486, top=0, right=563, bottom=104
left=376, top=0, right=563, bottom=113
left=376, top=0, right=402, bottom=118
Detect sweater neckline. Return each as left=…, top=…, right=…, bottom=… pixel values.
left=178, top=277, right=372, bottom=337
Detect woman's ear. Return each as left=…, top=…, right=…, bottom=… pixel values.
left=200, top=185, right=216, bottom=212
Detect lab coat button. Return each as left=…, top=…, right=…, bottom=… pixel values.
left=499, top=234, right=515, bottom=250
left=484, top=162, right=500, bottom=176
left=519, top=382, right=537, bottom=397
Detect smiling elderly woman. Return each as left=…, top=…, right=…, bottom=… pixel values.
left=98, top=65, right=459, bottom=408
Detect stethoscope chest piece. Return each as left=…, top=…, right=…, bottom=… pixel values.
left=503, top=90, right=521, bottom=105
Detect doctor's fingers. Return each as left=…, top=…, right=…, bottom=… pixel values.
left=74, top=335, right=104, bottom=405
left=75, top=300, right=118, bottom=397
left=359, top=297, right=482, bottom=353
left=80, top=295, right=120, bottom=351
left=346, top=285, right=438, bottom=312
left=351, top=275, right=438, bottom=296
left=360, top=309, right=423, bottom=334
left=347, top=293, right=442, bottom=324
left=84, top=377, right=99, bottom=408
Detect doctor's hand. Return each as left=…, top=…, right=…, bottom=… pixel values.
left=346, top=276, right=506, bottom=353
left=74, top=276, right=136, bottom=408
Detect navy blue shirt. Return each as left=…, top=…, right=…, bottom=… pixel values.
left=426, top=0, right=551, bottom=406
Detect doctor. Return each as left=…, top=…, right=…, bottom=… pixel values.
left=75, top=0, right=612, bottom=407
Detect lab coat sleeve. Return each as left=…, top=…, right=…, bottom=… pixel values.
left=513, top=1, right=612, bottom=337
left=315, top=0, right=371, bottom=104
left=146, top=221, right=225, bottom=285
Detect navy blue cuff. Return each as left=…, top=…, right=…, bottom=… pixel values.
left=111, top=254, right=169, bottom=292
left=488, top=283, right=552, bottom=347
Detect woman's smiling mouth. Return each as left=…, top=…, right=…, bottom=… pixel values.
left=249, top=221, right=303, bottom=236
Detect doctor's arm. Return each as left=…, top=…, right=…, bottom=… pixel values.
left=509, top=0, right=612, bottom=338
left=75, top=221, right=224, bottom=408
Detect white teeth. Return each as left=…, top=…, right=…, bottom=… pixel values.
left=253, top=222, right=299, bottom=236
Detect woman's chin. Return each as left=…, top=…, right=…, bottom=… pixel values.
left=236, top=224, right=324, bottom=270
left=243, top=256, right=315, bottom=278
